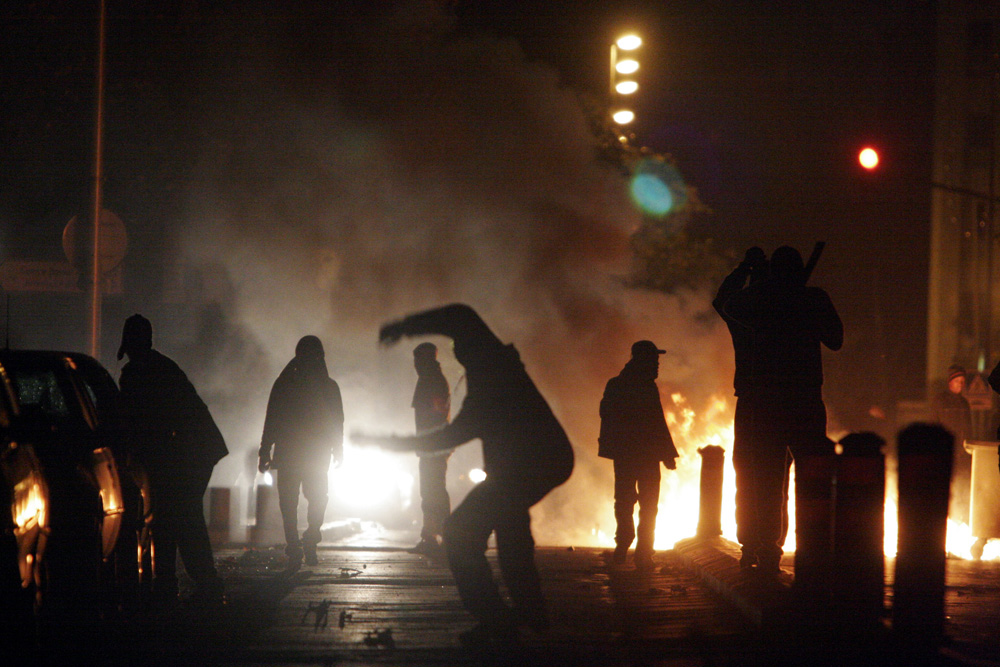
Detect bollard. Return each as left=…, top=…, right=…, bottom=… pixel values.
left=251, top=484, right=283, bottom=546
left=793, top=452, right=836, bottom=606
left=697, top=445, right=725, bottom=538
left=833, top=432, right=885, bottom=640
left=207, top=487, right=231, bottom=547
left=893, top=423, right=952, bottom=655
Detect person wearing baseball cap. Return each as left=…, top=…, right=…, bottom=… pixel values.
left=598, top=340, right=678, bottom=570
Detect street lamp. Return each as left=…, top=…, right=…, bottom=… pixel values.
left=610, top=33, right=641, bottom=126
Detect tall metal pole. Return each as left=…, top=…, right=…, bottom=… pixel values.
left=88, top=0, right=107, bottom=359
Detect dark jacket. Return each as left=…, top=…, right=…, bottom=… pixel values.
left=598, top=360, right=678, bottom=463
left=724, top=278, right=842, bottom=390
left=260, top=354, right=344, bottom=469
left=119, top=349, right=227, bottom=477
left=412, top=360, right=450, bottom=434
left=383, top=304, right=574, bottom=488
left=713, top=262, right=754, bottom=397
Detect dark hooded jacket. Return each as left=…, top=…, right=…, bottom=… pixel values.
left=119, top=349, right=228, bottom=478
left=598, top=359, right=678, bottom=463
left=260, top=352, right=344, bottom=469
left=382, top=304, right=574, bottom=487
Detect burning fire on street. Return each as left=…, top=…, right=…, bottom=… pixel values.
left=585, top=392, right=1000, bottom=561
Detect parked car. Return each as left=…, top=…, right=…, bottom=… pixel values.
left=0, top=349, right=140, bottom=641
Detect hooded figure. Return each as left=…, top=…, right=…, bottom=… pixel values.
left=357, top=304, right=574, bottom=649
left=259, top=335, right=344, bottom=569
left=599, top=340, right=678, bottom=569
left=117, top=314, right=227, bottom=606
left=409, top=342, right=452, bottom=557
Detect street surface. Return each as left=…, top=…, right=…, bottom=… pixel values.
left=35, top=524, right=1000, bottom=667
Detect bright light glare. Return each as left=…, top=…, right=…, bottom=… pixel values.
left=630, top=174, right=673, bottom=216
left=859, top=147, right=879, bottom=170
left=332, top=447, right=414, bottom=509
left=616, top=35, right=642, bottom=51
left=612, top=109, right=635, bottom=125
left=468, top=468, right=487, bottom=484
left=261, top=471, right=274, bottom=486
left=615, top=80, right=638, bottom=95
left=615, top=59, right=639, bottom=75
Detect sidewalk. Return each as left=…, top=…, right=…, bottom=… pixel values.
left=674, top=535, right=1000, bottom=667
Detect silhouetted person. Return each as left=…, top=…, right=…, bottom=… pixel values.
left=258, top=336, right=344, bottom=570
left=932, top=364, right=972, bottom=524
left=355, top=304, right=574, bottom=649
left=724, top=246, right=843, bottom=575
left=599, top=340, right=678, bottom=570
left=409, top=342, right=452, bottom=558
left=117, top=314, right=227, bottom=606
left=714, top=247, right=791, bottom=570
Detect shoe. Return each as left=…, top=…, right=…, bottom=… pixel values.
left=611, top=546, right=628, bottom=567
left=634, top=553, right=656, bottom=571
left=285, top=546, right=304, bottom=574
left=408, top=538, right=444, bottom=558
left=303, top=543, right=319, bottom=566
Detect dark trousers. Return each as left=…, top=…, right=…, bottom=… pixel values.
left=733, top=396, right=790, bottom=562
left=277, top=464, right=329, bottom=553
left=743, top=391, right=831, bottom=569
left=443, top=476, right=553, bottom=630
left=150, top=464, right=220, bottom=595
left=612, top=458, right=661, bottom=557
left=418, top=453, right=451, bottom=541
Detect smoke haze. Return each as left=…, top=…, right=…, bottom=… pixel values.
left=180, top=1, right=734, bottom=545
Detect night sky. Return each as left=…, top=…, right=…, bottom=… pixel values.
left=1, top=0, right=938, bottom=495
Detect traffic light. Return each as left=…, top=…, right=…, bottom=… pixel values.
left=859, top=147, right=880, bottom=170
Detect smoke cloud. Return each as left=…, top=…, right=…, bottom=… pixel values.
left=180, top=1, right=734, bottom=545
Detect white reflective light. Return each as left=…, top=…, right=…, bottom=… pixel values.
left=468, top=468, right=487, bottom=484
left=616, top=35, right=642, bottom=51
left=615, top=80, right=638, bottom=95
left=615, top=59, right=639, bottom=75
left=612, top=110, right=635, bottom=125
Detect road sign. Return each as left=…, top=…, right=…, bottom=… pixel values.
left=966, top=373, right=994, bottom=411
left=62, top=209, right=128, bottom=273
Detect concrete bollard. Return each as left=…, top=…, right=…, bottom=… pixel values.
left=250, top=483, right=284, bottom=546
left=793, top=452, right=836, bottom=605
left=833, top=432, right=885, bottom=639
left=893, top=423, right=952, bottom=654
left=207, top=487, right=231, bottom=547
left=697, top=445, right=726, bottom=538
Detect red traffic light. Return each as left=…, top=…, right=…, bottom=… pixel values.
left=858, top=147, right=879, bottom=170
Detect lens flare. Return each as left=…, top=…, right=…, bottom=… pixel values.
left=628, top=159, right=687, bottom=218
